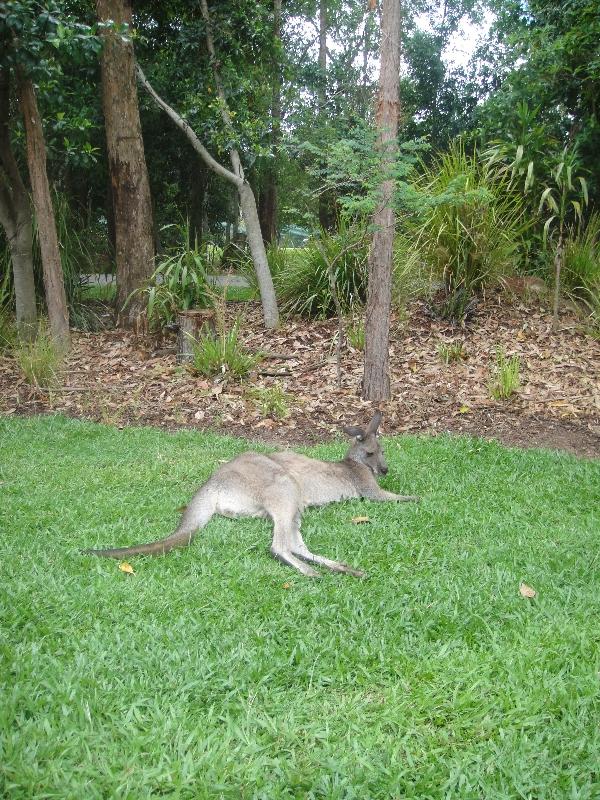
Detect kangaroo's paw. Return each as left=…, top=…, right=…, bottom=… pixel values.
left=294, top=548, right=365, bottom=578
left=270, top=547, right=321, bottom=578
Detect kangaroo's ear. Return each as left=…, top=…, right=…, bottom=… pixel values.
left=366, top=411, right=383, bottom=435
left=343, top=425, right=365, bottom=441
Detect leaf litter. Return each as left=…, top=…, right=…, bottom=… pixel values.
left=1, top=294, right=598, bottom=457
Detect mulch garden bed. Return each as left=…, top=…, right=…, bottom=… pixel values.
left=2, top=294, right=599, bottom=458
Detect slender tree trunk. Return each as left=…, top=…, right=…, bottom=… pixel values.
left=136, top=64, right=279, bottom=329
left=552, top=228, right=563, bottom=331
left=97, top=0, right=155, bottom=326
left=189, top=158, right=207, bottom=248
left=259, top=0, right=282, bottom=244
left=17, top=68, right=70, bottom=350
left=317, top=0, right=336, bottom=231
left=0, top=68, right=37, bottom=341
left=200, top=0, right=279, bottom=326
left=362, top=0, right=401, bottom=401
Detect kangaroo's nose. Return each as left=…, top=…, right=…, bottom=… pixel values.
left=381, top=465, right=388, bottom=475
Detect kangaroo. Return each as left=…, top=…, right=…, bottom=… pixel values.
left=84, top=411, right=419, bottom=577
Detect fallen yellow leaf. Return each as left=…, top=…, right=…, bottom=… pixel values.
left=282, top=582, right=291, bottom=590
left=352, top=516, right=371, bottom=524
left=119, top=562, right=135, bottom=575
left=459, top=405, right=471, bottom=414
left=519, top=582, right=536, bottom=598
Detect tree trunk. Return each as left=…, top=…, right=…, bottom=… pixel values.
left=136, top=66, right=279, bottom=329
left=0, top=68, right=37, bottom=341
left=362, top=0, right=401, bottom=402
left=17, top=68, right=70, bottom=350
left=189, top=158, right=207, bottom=248
left=317, top=0, right=336, bottom=231
left=176, top=309, right=215, bottom=364
left=552, top=229, right=563, bottom=332
left=259, top=0, right=282, bottom=244
left=97, top=0, right=155, bottom=326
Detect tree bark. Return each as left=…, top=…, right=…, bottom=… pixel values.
left=362, top=0, right=401, bottom=401
left=259, top=0, right=282, bottom=244
left=17, top=68, right=70, bottom=350
left=97, top=0, right=155, bottom=326
left=0, top=68, right=37, bottom=341
left=317, top=0, right=336, bottom=231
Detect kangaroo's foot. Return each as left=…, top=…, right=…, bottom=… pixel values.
left=373, top=490, right=421, bottom=502
left=270, top=546, right=321, bottom=578
left=293, top=547, right=365, bottom=578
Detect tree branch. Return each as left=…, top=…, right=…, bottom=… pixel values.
left=135, top=64, right=243, bottom=188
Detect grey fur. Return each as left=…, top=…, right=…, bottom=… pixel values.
left=84, top=412, right=419, bottom=577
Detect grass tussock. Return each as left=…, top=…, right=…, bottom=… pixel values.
left=13, top=324, right=63, bottom=388
left=1, top=416, right=599, bottom=798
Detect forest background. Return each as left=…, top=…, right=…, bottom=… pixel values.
left=0, top=0, right=599, bottom=439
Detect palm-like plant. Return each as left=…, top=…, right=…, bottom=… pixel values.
left=538, top=147, right=588, bottom=330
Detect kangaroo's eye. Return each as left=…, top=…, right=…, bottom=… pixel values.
left=366, top=451, right=375, bottom=456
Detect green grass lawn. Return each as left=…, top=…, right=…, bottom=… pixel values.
left=1, top=415, right=599, bottom=799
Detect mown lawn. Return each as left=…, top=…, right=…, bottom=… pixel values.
left=1, top=415, right=599, bottom=799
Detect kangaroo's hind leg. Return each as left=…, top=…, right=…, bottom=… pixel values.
left=264, top=480, right=321, bottom=578
left=285, top=510, right=365, bottom=577
left=292, top=533, right=365, bottom=577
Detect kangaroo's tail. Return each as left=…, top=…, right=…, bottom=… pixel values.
left=83, top=526, right=198, bottom=558
left=83, top=489, right=216, bottom=559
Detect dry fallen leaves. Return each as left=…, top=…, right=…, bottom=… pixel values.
left=119, top=562, right=135, bottom=575
left=352, top=516, right=371, bottom=524
left=519, top=582, right=536, bottom=598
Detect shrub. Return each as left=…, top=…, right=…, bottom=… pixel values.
left=438, top=340, right=467, bottom=364
left=191, top=319, right=261, bottom=380
left=346, top=316, right=365, bottom=350
left=248, top=383, right=292, bottom=419
left=488, top=347, right=521, bottom=400
left=135, top=245, right=212, bottom=332
left=14, top=323, right=62, bottom=388
left=411, top=141, right=526, bottom=318
left=561, top=213, right=600, bottom=299
left=275, top=224, right=368, bottom=319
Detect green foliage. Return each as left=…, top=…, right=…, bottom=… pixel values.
left=391, top=235, right=431, bottom=310
left=14, top=321, right=62, bottom=387
left=136, top=241, right=212, bottom=332
left=411, top=142, right=526, bottom=318
left=275, top=225, right=368, bottom=319
left=191, top=319, right=261, bottom=380
left=0, top=265, right=17, bottom=352
left=438, top=340, right=467, bottom=364
left=248, top=382, right=292, bottom=419
left=51, top=192, right=108, bottom=332
left=539, top=147, right=589, bottom=246
left=562, top=213, right=600, bottom=298
left=346, top=316, right=365, bottom=351
left=2, top=416, right=599, bottom=798
left=489, top=347, right=521, bottom=400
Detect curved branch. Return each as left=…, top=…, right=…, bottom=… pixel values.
left=135, top=64, right=243, bottom=188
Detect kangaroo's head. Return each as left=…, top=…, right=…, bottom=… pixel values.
left=343, top=411, right=388, bottom=476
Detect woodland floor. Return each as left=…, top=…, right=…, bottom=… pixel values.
left=1, top=293, right=599, bottom=458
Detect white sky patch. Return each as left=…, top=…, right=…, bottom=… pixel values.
left=414, top=10, right=495, bottom=71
